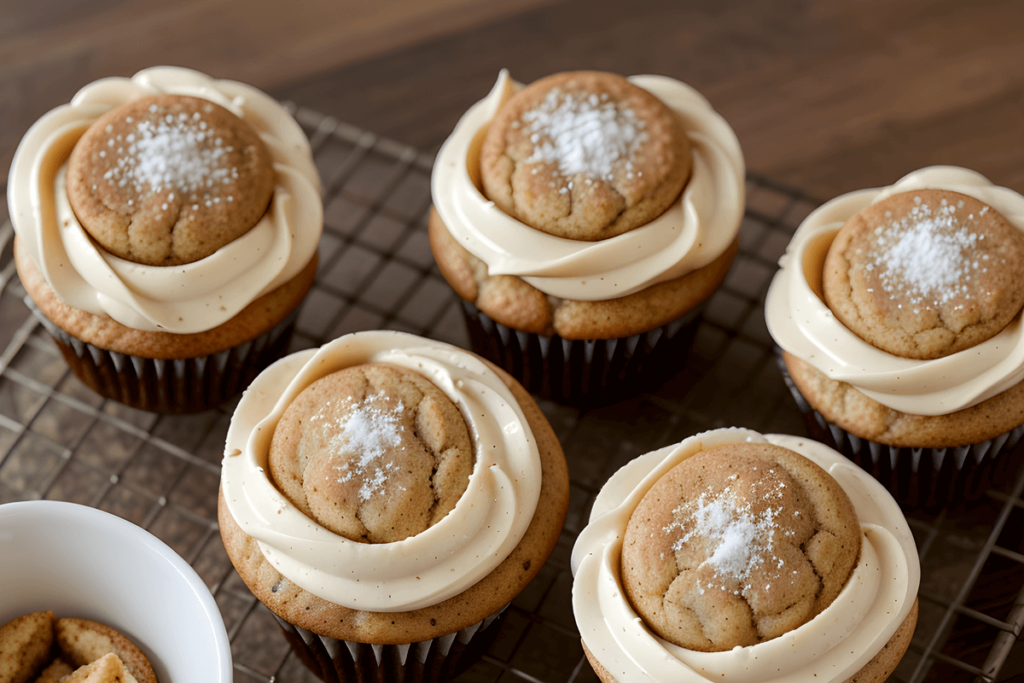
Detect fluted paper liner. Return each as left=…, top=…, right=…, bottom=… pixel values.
left=777, top=351, right=1024, bottom=507
left=26, top=296, right=297, bottom=413
left=462, top=302, right=702, bottom=403
left=271, top=607, right=506, bottom=683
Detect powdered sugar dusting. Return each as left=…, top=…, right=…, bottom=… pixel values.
left=666, top=477, right=790, bottom=592
left=100, top=105, right=238, bottom=203
left=329, top=392, right=406, bottom=502
left=869, top=200, right=985, bottom=308
left=521, top=89, right=648, bottom=182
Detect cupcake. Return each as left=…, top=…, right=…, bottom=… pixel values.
left=218, top=331, right=569, bottom=683
left=766, top=167, right=1024, bottom=506
left=430, top=70, right=744, bottom=401
left=8, top=66, right=322, bottom=413
left=572, top=428, right=920, bottom=682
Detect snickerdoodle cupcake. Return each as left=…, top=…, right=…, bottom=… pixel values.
left=431, top=70, right=743, bottom=401
left=767, top=167, right=1024, bottom=506
left=9, top=66, right=322, bottom=412
left=219, top=331, right=569, bottom=683
left=572, top=428, right=919, bottom=683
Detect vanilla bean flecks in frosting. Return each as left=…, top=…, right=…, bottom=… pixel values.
left=571, top=428, right=919, bottom=683
left=765, top=167, right=1024, bottom=415
left=8, top=66, right=322, bottom=333
left=221, top=331, right=543, bottom=612
left=431, top=71, right=744, bottom=301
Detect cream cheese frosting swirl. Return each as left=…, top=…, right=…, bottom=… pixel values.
left=221, top=331, right=542, bottom=611
left=765, top=166, right=1024, bottom=415
left=571, top=428, right=919, bottom=683
left=7, top=66, right=322, bottom=334
left=431, top=71, right=744, bottom=301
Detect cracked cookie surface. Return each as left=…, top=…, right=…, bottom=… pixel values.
left=480, top=71, right=691, bottom=241
left=67, top=94, right=275, bottom=266
left=621, top=442, right=860, bottom=651
left=268, top=363, right=474, bottom=544
left=823, top=189, right=1024, bottom=360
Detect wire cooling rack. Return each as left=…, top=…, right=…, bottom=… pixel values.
left=1, top=105, right=1023, bottom=683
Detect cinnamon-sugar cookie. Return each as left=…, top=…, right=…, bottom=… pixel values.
left=268, top=363, right=474, bottom=543
left=481, top=71, right=690, bottom=241
left=621, top=442, right=860, bottom=651
left=67, top=94, right=275, bottom=266
left=0, top=610, right=54, bottom=683
left=823, top=189, right=1024, bottom=360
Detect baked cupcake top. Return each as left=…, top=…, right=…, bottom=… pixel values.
left=622, top=442, right=859, bottom=652
left=7, top=66, right=322, bottom=334
left=221, top=331, right=544, bottom=612
left=480, top=71, right=691, bottom=241
left=765, top=167, right=1024, bottom=416
left=571, top=428, right=919, bottom=683
left=268, top=363, right=474, bottom=544
left=432, top=70, right=743, bottom=302
left=823, top=189, right=1024, bottom=359
left=66, top=94, right=275, bottom=266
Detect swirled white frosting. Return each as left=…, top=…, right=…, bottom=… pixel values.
left=221, top=331, right=543, bottom=611
left=431, top=71, right=745, bottom=301
left=7, top=66, right=322, bottom=334
left=765, top=166, right=1024, bottom=415
left=571, top=428, right=919, bottom=683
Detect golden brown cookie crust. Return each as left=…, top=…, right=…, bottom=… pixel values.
left=480, top=71, right=691, bottom=241
left=0, top=610, right=54, bottom=683
left=15, top=236, right=316, bottom=359
left=823, top=189, right=1024, bottom=360
left=35, top=658, right=74, bottom=683
left=55, top=618, right=157, bottom=683
left=621, top=443, right=860, bottom=652
left=428, top=208, right=736, bottom=339
left=218, top=360, right=570, bottom=644
left=581, top=599, right=918, bottom=683
left=783, top=351, right=1024, bottom=447
left=269, top=363, right=474, bottom=544
left=66, top=94, right=275, bottom=266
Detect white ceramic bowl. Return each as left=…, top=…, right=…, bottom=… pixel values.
left=0, top=500, right=232, bottom=682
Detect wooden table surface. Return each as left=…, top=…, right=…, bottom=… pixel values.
left=3, top=0, right=1023, bottom=201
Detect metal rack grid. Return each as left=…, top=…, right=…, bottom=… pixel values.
left=1, top=105, right=1023, bottom=683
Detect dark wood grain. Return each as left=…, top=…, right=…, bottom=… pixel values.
left=2, top=0, right=1023, bottom=201
left=271, top=0, right=1024, bottom=200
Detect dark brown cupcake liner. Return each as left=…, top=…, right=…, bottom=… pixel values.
left=776, top=351, right=1024, bottom=508
left=271, top=607, right=506, bottom=683
left=462, top=301, right=703, bottom=403
left=25, top=296, right=297, bottom=413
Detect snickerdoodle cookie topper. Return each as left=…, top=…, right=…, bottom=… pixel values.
left=268, top=363, right=474, bottom=544
left=823, top=188, right=1024, bottom=360
left=480, top=71, right=691, bottom=241
left=621, top=442, right=860, bottom=651
left=67, top=94, right=275, bottom=266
